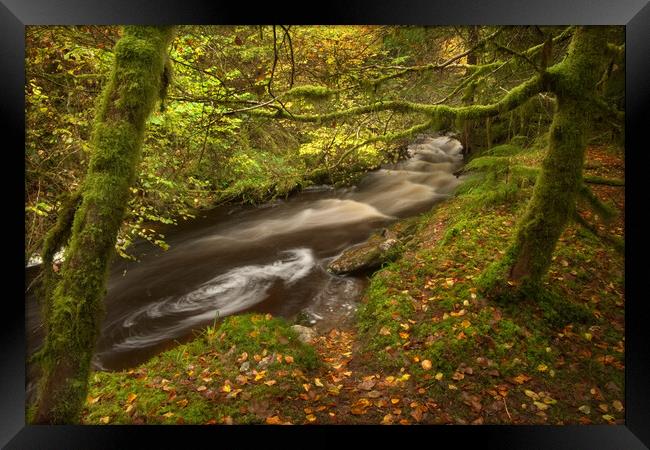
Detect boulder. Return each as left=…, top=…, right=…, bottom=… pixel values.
left=327, top=224, right=412, bottom=275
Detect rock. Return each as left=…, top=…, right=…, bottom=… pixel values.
left=379, top=238, right=398, bottom=252
left=328, top=231, right=400, bottom=275
left=327, top=219, right=419, bottom=275
left=291, top=325, right=317, bottom=344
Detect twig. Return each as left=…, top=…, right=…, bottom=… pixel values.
left=503, top=396, right=512, bottom=421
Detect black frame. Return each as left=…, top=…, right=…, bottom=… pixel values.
left=4, top=1, right=649, bottom=448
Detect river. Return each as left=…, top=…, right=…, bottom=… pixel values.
left=26, top=134, right=464, bottom=376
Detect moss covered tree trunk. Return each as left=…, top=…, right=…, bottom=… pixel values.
left=506, top=27, right=608, bottom=285
left=32, top=26, right=174, bottom=424
left=461, top=26, right=479, bottom=157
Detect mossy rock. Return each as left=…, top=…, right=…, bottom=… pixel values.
left=328, top=221, right=415, bottom=275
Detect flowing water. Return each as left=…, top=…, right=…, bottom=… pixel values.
left=25, top=135, right=464, bottom=377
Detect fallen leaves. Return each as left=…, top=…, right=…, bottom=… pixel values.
left=421, top=359, right=432, bottom=370
left=357, top=379, right=376, bottom=391
left=265, top=416, right=282, bottom=425
left=351, top=398, right=372, bottom=415
left=512, top=374, right=531, bottom=385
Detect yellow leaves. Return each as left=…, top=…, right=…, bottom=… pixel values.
left=390, top=398, right=400, bottom=405
left=303, top=383, right=311, bottom=392
left=612, top=400, right=624, bottom=412
left=381, top=414, right=394, bottom=425
left=584, top=333, right=593, bottom=341
left=602, top=414, right=616, bottom=423
left=264, top=380, right=277, bottom=386
left=328, top=384, right=343, bottom=396
left=162, top=412, right=174, bottom=418
left=461, top=320, right=471, bottom=329
left=542, top=396, right=557, bottom=405
left=196, top=385, right=207, bottom=392
left=176, top=398, right=189, bottom=408
left=524, top=390, right=539, bottom=401
left=451, top=371, right=464, bottom=381
left=399, top=332, right=410, bottom=340
left=537, top=364, right=548, bottom=372
left=87, top=394, right=101, bottom=405
left=512, top=374, right=531, bottom=384
left=314, top=378, right=324, bottom=387
left=435, top=372, right=444, bottom=381
left=306, top=414, right=317, bottom=423
left=284, top=355, right=294, bottom=364
left=254, top=371, right=267, bottom=381
left=265, top=416, right=282, bottom=425
left=379, top=326, right=391, bottom=336
left=397, top=373, right=411, bottom=383
left=450, top=309, right=466, bottom=317
left=99, top=416, right=110, bottom=424
left=237, top=352, right=248, bottom=363
left=578, top=405, right=591, bottom=415
left=351, top=398, right=371, bottom=415
left=126, top=393, right=137, bottom=404
left=421, top=359, right=432, bottom=371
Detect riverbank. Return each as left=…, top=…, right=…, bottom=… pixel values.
left=81, top=137, right=625, bottom=425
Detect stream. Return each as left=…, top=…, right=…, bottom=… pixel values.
left=25, top=135, right=464, bottom=378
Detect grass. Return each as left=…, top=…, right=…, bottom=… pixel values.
left=354, top=135, right=625, bottom=424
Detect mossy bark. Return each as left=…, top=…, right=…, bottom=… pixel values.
left=506, top=27, right=608, bottom=286
left=461, top=26, right=479, bottom=156
left=32, top=26, right=174, bottom=424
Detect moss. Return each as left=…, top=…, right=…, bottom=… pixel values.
left=285, top=84, right=333, bottom=100
left=32, top=26, right=175, bottom=424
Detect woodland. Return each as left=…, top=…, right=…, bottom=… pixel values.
left=25, top=25, right=625, bottom=425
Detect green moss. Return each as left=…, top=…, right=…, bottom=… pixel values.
left=213, top=314, right=319, bottom=371
left=285, top=84, right=333, bottom=100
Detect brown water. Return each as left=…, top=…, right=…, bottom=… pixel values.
left=25, top=135, right=464, bottom=376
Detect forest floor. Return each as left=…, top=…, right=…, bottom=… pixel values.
left=82, top=140, right=625, bottom=426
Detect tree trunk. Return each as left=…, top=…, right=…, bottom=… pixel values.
left=506, top=27, right=608, bottom=286
left=32, top=26, right=174, bottom=424
left=461, top=26, right=479, bottom=157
